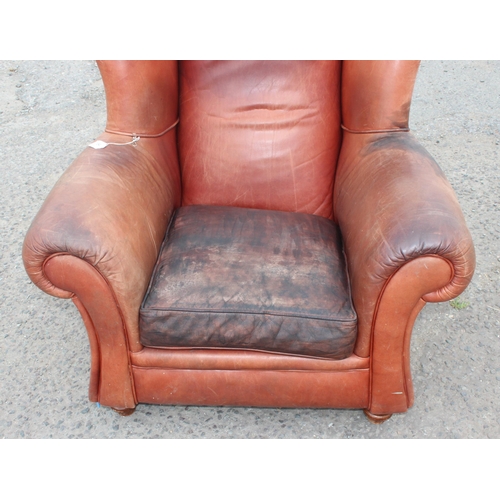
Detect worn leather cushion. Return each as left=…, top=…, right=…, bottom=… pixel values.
left=139, top=205, right=357, bottom=359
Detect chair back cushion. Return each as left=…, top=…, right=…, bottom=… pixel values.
left=178, top=61, right=342, bottom=220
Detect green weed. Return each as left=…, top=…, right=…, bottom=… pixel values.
left=449, top=297, right=469, bottom=310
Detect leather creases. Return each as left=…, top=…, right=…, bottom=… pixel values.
left=140, top=205, right=357, bottom=359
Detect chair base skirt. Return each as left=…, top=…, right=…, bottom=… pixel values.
left=132, top=366, right=370, bottom=409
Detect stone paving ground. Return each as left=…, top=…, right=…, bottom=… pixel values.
left=1, top=60, right=499, bottom=438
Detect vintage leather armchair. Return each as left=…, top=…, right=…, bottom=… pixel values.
left=23, top=61, right=475, bottom=422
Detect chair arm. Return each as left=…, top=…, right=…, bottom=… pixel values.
left=334, top=131, right=475, bottom=355
left=22, top=133, right=181, bottom=349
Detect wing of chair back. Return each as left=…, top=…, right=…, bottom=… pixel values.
left=22, top=61, right=182, bottom=409
left=335, top=61, right=475, bottom=414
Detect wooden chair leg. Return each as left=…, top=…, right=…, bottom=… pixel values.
left=112, top=407, right=136, bottom=416
left=363, top=409, right=392, bottom=424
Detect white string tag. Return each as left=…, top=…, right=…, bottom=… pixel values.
left=89, top=136, right=140, bottom=149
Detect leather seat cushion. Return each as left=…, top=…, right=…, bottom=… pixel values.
left=139, top=205, right=357, bottom=359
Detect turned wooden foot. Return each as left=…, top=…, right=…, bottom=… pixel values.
left=363, top=409, right=392, bottom=424
left=112, top=407, right=136, bottom=416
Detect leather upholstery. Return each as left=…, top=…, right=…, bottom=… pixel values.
left=140, top=205, right=356, bottom=358
left=22, top=60, right=476, bottom=417
left=132, top=367, right=370, bottom=408
left=99, top=60, right=179, bottom=136
left=23, top=134, right=181, bottom=351
left=341, top=60, right=420, bottom=131
left=130, top=348, right=369, bottom=370
left=178, top=61, right=341, bottom=219
left=334, top=131, right=476, bottom=356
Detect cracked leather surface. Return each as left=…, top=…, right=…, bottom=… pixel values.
left=140, top=205, right=357, bottom=359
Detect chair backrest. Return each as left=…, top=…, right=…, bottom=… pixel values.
left=97, top=60, right=420, bottom=221
left=177, top=61, right=342, bottom=219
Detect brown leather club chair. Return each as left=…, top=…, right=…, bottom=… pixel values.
left=22, top=61, right=475, bottom=422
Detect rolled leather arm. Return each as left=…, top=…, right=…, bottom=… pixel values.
left=334, top=131, right=475, bottom=353
left=22, top=132, right=181, bottom=348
